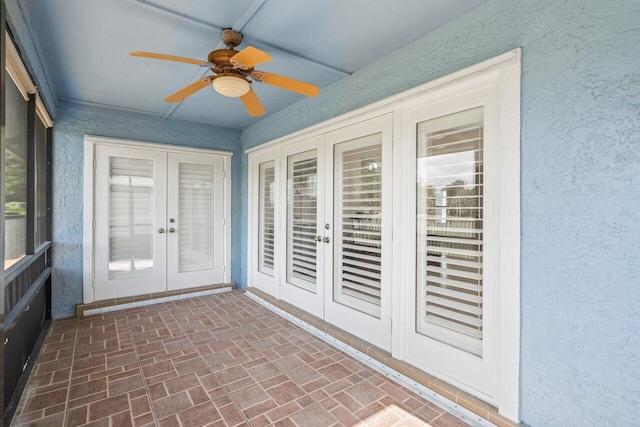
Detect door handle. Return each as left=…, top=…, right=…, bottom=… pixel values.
left=169, top=228, right=176, bottom=233
left=158, top=228, right=165, bottom=234
left=316, top=235, right=322, bottom=242
left=323, top=236, right=330, bottom=243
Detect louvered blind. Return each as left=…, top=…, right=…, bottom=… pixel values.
left=333, top=134, right=383, bottom=317
left=178, top=163, right=214, bottom=272
left=287, top=150, right=318, bottom=292
left=416, top=107, right=484, bottom=356
left=258, top=161, right=275, bottom=275
left=109, top=157, right=154, bottom=280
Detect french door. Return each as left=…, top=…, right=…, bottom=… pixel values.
left=403, top=85, right=498, bottom=402
left=280, top=114, right=392, bottom=351
left=94, top=145, right=226, bottom=300
left=280, top=135, right=326, bottom=318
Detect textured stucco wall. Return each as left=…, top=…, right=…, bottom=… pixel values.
left=52, top=103, right=242, bottom=319
left=240, top=0, right=640, bottom=425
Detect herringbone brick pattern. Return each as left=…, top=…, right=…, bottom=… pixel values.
left=12, top=291, right=469, bottom=427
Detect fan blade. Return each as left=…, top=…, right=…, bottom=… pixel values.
left=240, top=88, right=266, bottom=117
left=255, top=71, right=319, bottom=97
left=230, top=46, right=273, bottom=69
left=130, top=51, right=215, bottom=67
left=165, top=78, right=211, bottom=103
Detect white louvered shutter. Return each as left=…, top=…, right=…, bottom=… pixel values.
left=258, top=161, right=275, bottom=275
left=416, top=107, right=484, bottom=356
left=333, top=134, right=383, bottom=317
left=287, top=150, right=318, bottom=292
left=109, top=157, right=154, bottom=280
left=178, top=163, right=214, bottom=272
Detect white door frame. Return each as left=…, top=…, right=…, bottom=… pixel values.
left=394, top=56, right=521, bottom=420
left=93, top=145, right=168, bottom=300
left=83, top=135, right=232, bottom=304
left=279, top=135, right=326, bottom=318
left=323, top=113, right=393, bottom=351
left=166, top=153, right=226, bottom=289
left=246, top=50, right=521, bottom=421
left=247, top=148, right=281, bottom=297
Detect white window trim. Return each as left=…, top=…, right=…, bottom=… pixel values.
left=82, top=135, right=233, bottom=304
left=247, top=49, right=521, bottom=421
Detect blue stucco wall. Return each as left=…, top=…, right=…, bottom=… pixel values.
left=52, top=103, right=242, bottom=318
left=240, top=0, right=640, bottom=425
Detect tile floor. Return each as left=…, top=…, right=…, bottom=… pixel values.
left=12, top=291, right=471, bottom=427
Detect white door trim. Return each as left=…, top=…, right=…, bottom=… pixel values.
left=83, top=135, right=233, bottom=304
left=323, top=113, right=394, bottom=352
left=248, top=149, right=281, bottom=297
left=246, top=49, right=521, bottom=421
left=395, top=55, right=521, bottom=421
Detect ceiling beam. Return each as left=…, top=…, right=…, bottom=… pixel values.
left=132, top=0, right=351, bottom=75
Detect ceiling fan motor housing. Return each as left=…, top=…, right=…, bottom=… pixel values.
left=221, top=29, right=243, bottom=48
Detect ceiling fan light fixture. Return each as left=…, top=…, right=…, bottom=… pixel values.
left=213, top=75, right=250, bottom=98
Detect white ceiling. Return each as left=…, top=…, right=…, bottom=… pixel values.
left=17, top=0, right=488, bottom=129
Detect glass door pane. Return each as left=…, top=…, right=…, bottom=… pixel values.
left=258, top=161, right=276, bottom=275
left=178, top=163, right=214, bottom=272
left=109, top=157, right=155, bottom=280
left=416, top=107, right=484, bottom=356
left=287, top=150, right=319, bottom=292
left=333, top=133, right=383, bottom=317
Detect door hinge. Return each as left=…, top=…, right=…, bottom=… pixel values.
left=93, top=218, right=96, bottom=229
left=93, top=159, right=97, bottom=170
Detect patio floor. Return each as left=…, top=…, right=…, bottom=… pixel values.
left=11, top=291, right=471, bottom=426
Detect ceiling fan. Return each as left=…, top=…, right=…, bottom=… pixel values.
left=130, top=29, right=319, bottom=117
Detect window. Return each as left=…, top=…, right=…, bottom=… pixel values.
left=4, top=33, right=53, bottom=271
left=35, top=114, right=48, bottom=248
left=4, top=69, right=28, bottom=269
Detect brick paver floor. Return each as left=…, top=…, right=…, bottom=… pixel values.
left=12, top=291, right=470, bottom=426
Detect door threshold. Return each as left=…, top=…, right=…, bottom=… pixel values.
left=77, top=283, right=234, bottom=317
left=247, top=287, right=518, bottom=427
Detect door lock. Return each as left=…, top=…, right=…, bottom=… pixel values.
left=158, top=228, right=165, bottom=234
left=169, top=218, right=175, bottom=223
left=323, top=236, right=330, bottom=243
